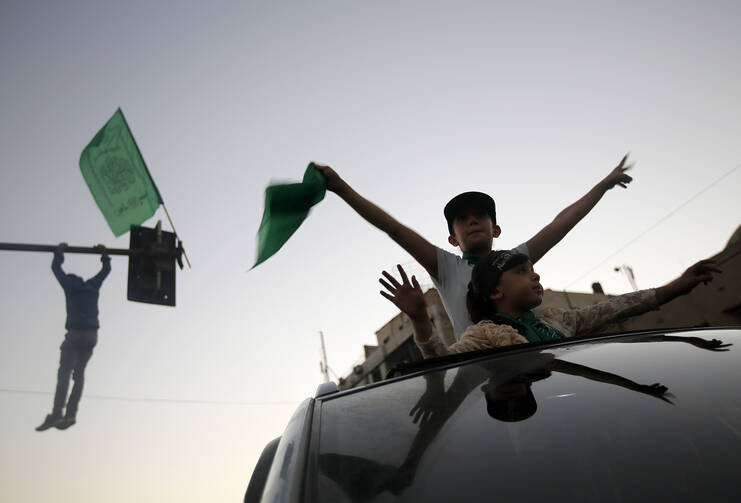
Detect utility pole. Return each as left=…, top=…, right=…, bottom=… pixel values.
left=318, top=331, right=329, bottom=383
left=1, top=221, right=184, bottom=306
left=614, top=264, right=639, bottom=292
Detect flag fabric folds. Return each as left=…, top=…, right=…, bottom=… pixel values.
left=80, top=108, right=163, bottom=236
left=253, top=163, right=327, bottom=267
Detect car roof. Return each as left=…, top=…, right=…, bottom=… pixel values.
left=310, top=327, right=741, bottom=502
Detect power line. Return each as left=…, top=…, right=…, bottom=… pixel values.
left=0, top=388, right=298, bottom=407
left=564, top=163, right=741, bottom=289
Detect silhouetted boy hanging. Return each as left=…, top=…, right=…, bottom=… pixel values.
left=36, top=243, right=110, bottom=431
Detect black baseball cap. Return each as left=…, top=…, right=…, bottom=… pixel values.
left=443, top=191, right=497, bottom=235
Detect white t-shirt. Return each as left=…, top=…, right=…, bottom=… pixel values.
left=431, top=243, right=530, bottom=340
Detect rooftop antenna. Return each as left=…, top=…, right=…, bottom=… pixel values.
left=318, top=331, right=340, bottom=383
left=319, top=331, right=330, bottom=383
left=614, top=264, right=639, bottom=292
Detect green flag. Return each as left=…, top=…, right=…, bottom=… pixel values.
left=80, top=108, right=163, bottom=236
left=253, top=163, right=327, bottom=267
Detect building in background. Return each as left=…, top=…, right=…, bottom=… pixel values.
left=339, top=226, right=741, bottom=390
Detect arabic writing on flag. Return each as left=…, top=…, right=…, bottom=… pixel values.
left=80, top=108, right=162, bottom=236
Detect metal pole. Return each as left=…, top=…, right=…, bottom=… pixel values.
left=319, top=331, right=329, bottom=383
left=0, top=242, right=180, bottom=259
left=161, top=203, right=191, bottom=269
left=614, top=265, right=639, bottom=292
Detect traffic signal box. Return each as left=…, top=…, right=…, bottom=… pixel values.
left=127, top=224, right=178, bottom=306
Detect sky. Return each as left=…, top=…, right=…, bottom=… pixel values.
left=1, top=0, right=740, bottom=501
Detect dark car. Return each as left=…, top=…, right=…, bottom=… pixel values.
left=245, top=327, right=741, bottom=502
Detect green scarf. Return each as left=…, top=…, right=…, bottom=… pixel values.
left=463, top=252, right=482, bottom=265
left=493, top=311, right=565, bottom=343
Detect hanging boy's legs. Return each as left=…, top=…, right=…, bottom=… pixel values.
left=36, top=329, right=97, bottom=431
left=58, top=329, right=97, bottom=429
left=58, top=332, right=96, bottom=429
left=36, top=334, right=77, bottom=431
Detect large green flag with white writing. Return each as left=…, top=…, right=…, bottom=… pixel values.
left=80, top=108, right=163, bottom=236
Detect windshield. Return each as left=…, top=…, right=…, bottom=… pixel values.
left=316, top=331, right=741, bottom=502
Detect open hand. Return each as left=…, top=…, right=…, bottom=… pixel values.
left=410, top=391, right=443, bottom=425
left=678, top=259, right=722, bottom=293
left=684, top=337, right=732, bottom=352
left=636, top=382, right=673, bottom=403
left=379, top=265, right=427, bottom=320
left=601, top=153, right=634, bottom=190
left=312, top=163, right=345, bottom=193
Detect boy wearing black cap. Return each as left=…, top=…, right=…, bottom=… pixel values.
left=315, top=156, right=632, bottom=339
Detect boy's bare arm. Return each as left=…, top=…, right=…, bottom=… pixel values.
left=315, top=164, right=438, bottom=279
left=379, top=265, right=435, bottom=344
left=525, top=155, right=633, bottom=264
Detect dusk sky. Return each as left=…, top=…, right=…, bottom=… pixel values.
left=1, top=1, right=740, bottom=501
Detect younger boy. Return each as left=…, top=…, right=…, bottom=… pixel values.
left=379, top=253, right=721, bottom=358
left=315, top=156, right=633, bottom=339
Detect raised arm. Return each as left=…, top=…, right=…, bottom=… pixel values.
left=51, top=242, right=68, bottom=286
left=379, top=264, right=435, bottom=346
left=525, top=154, right=633, bottom=264
left=315, top=164, right=439, bottom=279
left=379, top=265, right=525, bottom=358
left=88, top=244, right=111, bottom=289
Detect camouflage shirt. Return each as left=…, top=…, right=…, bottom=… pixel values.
left=415, top=289, right=659, bottom=359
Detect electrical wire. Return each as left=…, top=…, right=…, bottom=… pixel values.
left=0, top=387, right=299, bottom=406
left=563, top=163, right=741, bottom=289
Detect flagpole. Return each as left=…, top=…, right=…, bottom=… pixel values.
left=116, top=109, right=191, bottom=269
left=161, top=203, right=191, bottom=268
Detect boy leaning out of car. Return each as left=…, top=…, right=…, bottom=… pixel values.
left=379, top=251, right=721, bottom=358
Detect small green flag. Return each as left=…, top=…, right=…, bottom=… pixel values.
left=253, top=163, right=327, bottom=267
left=80, top=108, right=163, bottom=236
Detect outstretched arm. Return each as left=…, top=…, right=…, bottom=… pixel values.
left=526, top=154, right=633, bottom=264
left=559, top=259, right=722, bottom=337
left=552, top=359, right=671, bottom=403
left=654, top=259, right=721, bottom=305
left=315, top=164, right=439, bottom=279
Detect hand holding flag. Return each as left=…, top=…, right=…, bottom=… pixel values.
left=253, top=163, right=327, bottom=268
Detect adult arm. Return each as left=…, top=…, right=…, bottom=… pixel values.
left=525, top=154, right=633, bottom=264
left=315, top=164, right=439, bottom=279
